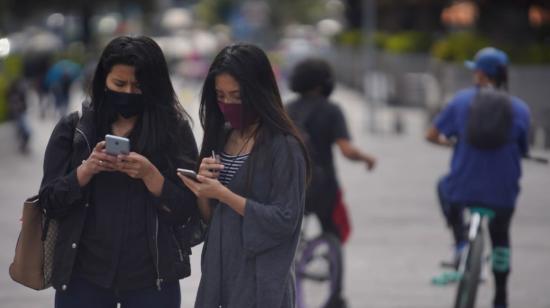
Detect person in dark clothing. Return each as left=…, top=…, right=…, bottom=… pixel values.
left=7, top=77, right=31, bottom=153
left=23, top=53, right=51, bottom=119
left=38, top=36, right=198, bottom=308
left=178, top=43, right=310, bottom=308
left=286, top=58, right=376, bottom=308
left=287, top=58, right=376, bottom=236
left=426, top=47, right=530, bottom=308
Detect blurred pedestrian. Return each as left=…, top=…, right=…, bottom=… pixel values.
left=286, top=58, right=377, bottom=308
left=45, top=59, right=81, bottom=118
left=426, top=47, right=531, bottom=308
left=178, top=43, right=309, bottom=308
left=7, top=77, right=31, bottom=153
left=23, top=53, right=51, bottom=119
left=39, top=36, right=198, bottom=308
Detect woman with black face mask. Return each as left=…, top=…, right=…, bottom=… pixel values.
left=38, top=36, right=199, bottom=308
left=178, top=43, right=310, bottom=308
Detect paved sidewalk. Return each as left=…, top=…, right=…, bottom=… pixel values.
left=0, top=83, right=549, bottom=308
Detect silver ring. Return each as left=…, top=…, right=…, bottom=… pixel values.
left=99, top=160, right=103, bottom=165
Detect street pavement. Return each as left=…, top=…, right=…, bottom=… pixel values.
left=0, top=81, right=549, bottom=308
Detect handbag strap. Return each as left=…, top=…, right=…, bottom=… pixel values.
left=41, top=111, right=81, bottom=241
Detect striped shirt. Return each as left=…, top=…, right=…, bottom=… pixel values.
left=218, top=152, right=249, bottom=186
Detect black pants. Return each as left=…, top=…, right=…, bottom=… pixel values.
left=306, top=191, right=339, bottom=237
left=55, top=276, right=181, bottom=308
left=437, top=178, right=513, bottom=306
left=306, top=188, right=347, bottom=308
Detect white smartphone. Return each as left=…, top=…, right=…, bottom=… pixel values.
left=177, top=168, right=199, bottom=181
left=105, top=134, right=130, bottom=156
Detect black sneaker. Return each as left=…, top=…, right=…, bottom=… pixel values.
left=325, top=295, right=347, bottom=308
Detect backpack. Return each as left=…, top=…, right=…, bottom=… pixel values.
left=466, top=88, right=513, bottom=150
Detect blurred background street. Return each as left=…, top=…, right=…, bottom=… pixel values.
left=1, top=0, right=550, bottom=307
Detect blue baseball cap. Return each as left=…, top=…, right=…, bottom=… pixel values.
left=465, top=47, right=509, bottom=77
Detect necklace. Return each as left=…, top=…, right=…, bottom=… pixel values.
left=226, top=128, right=254, bottom=155
left=219, top=131, right=253, bottom=186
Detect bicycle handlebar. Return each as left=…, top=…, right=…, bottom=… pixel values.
left=524, top=155, right=549, bottom=164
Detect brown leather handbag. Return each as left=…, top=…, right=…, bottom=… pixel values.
left=9, top=111, right=80, bottom=290
left=9, top=195, right=57, bottom=290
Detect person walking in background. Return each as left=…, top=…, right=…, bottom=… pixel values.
left=178, top=43, right=309, bottom=308
left=286, top=58, right=377, bottom=308
left=23, top=53, right=52, bottom=119
left=426, top=47, right=531, bottom=308
left=45, top=59, right=81, bottom=118
left=7, top=77, right=31, bottom=153
left=39, top=36, right=198, bottom=308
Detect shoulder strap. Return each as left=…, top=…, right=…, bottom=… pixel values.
left=41, top=111, right=81, bottom=224
left=68, top=110, right=81, bottom=135
left=68, top=110, right=83, bottom=151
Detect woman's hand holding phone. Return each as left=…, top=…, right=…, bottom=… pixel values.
left=77, top=141, right=117, bottom=186
left=178, top=153, right=225, bottom=199
left=178, top=153, right=247, bottom=216
left=116, top=152, right=163, bottom=196
left=115, top=152, right=157, bottom=180
left=178, top=172, right=227, bottom=200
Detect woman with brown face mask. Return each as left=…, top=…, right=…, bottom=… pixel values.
left=178, top=43, right=311, bottom=308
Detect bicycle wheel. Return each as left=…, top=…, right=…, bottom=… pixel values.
left=454, top=229, right=484, bottom=308
left=295, top=233, right=344, bottom=308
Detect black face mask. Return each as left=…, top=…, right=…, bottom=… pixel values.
left=105, top=89, right=145, bottom=118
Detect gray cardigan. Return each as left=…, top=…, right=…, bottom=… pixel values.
left=195, top=134, right=306, bottom=308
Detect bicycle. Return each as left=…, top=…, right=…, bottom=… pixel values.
left=455, top=156, right=549, bottom=308
left=452, top=207, right=495, bottom=308
left=431, top=206, right=493, bottom=308
left=295, top=213, right=345, bottom=308
left=432, top=155, right=549, bottom=307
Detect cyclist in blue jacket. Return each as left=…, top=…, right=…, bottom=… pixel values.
left=426, top=47, right=531, bottom=308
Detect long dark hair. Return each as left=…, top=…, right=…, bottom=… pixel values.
left=198, top=43, right=310, bottom=181
left=90, top=36, right=191, bottom=168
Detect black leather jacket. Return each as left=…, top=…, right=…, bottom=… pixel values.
left=38, top=104, right=198, bottom=291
